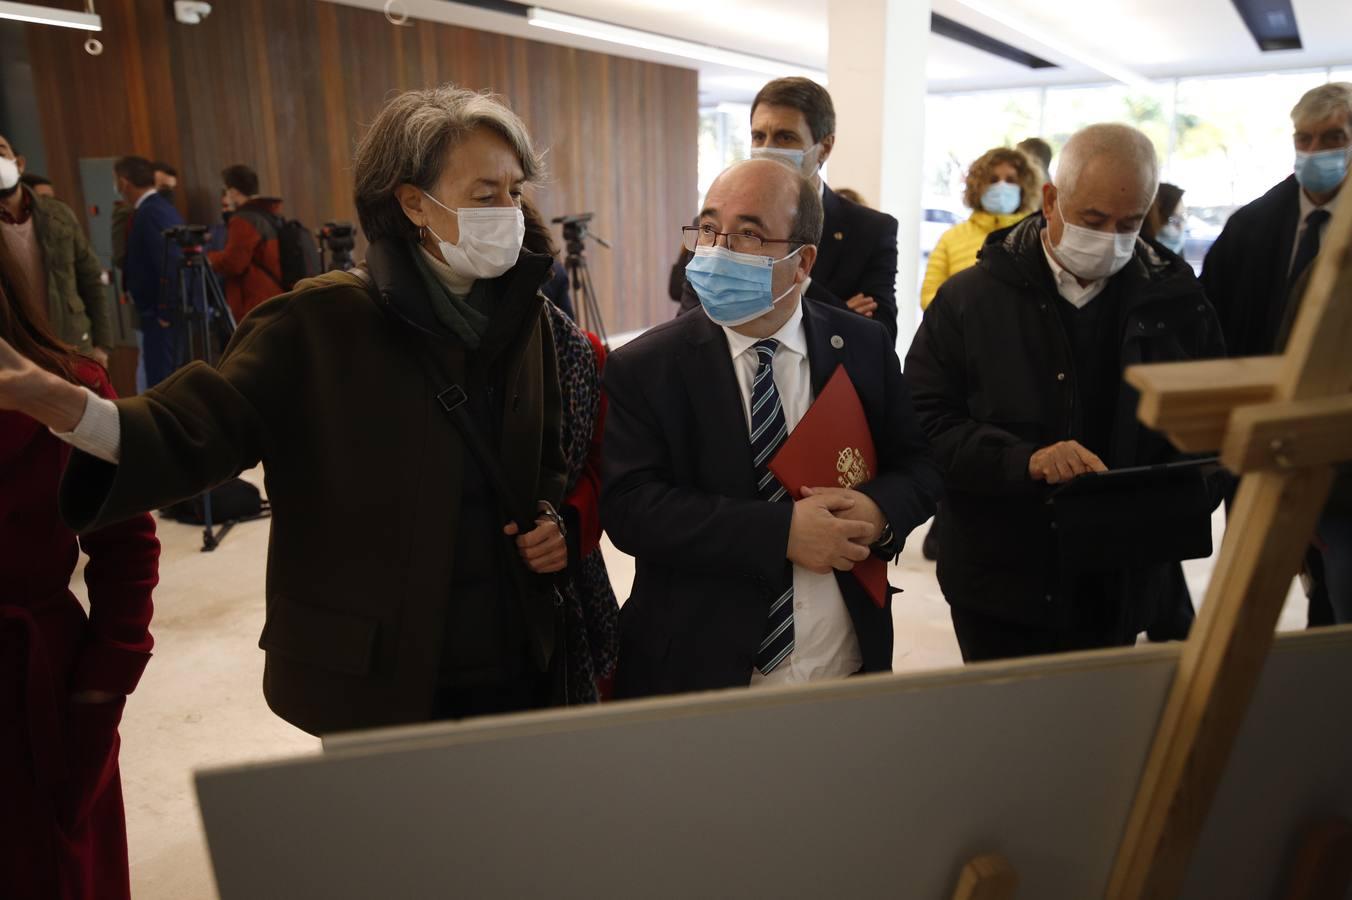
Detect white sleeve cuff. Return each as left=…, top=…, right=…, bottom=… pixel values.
left=51, top=387, right=122, bottom=464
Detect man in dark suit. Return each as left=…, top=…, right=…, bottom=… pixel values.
left=1201, top=82, right=1349, bottom=358
left=605, top=159, right=940, bottom=699
left=1200, top=82, right=1349, bottom=629
left=671, top=78, right=901, bottom=341
left=115, top=155, right=185, bottom=387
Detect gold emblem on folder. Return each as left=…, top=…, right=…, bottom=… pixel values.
left=836, top=447, right=871, bottom=489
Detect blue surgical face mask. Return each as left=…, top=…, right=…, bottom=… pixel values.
left=981, top=181, right=1022, bottom=216
left=1157, top=223, right=1185, bottom=255
left=685, top=244, right=802, bottom=327
left=1294, top=146, right=1351, bottom=195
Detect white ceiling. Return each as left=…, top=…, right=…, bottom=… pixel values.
left=523, top=0, right=1352, bottom=101
left=332, top=0, right=1352, bottom=104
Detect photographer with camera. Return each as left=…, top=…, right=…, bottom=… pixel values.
left=116, top=155, right=183, bottom=388
left=208, top=164, right=284, bottom=322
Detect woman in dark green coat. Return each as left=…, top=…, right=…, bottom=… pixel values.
left=0, top=85, right=575, bottom=735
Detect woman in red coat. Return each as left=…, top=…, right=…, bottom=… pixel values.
left=0, top=280, right=159, bottom=900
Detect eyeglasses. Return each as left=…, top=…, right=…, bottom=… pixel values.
left=682, top=224, right=803, bottom=255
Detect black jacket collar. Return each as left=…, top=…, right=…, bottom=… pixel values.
left=366, top=238, right=553, bottom=346
left=981, top=214, right=1202, bottom=316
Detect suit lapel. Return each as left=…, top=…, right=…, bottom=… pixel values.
left=801, top=299, right=847, bottom=397
left=1274, top=178, right=1302, bottom=283
left=677, top=313, right=758, bottom=498
left=813, top=185, right=846, bottom=287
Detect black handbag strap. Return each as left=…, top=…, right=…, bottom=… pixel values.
left=426, top=379, right=537, bottom=532
left=343, top=265, right=539, bottom=531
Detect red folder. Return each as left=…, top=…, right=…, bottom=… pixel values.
left=768, top=364, right=889, bottom=608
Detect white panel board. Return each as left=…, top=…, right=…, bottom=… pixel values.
left=197, top=647, right=1178, bottom=898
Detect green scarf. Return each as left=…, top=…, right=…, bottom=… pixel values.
left=411, top=244, right=492, bottom=349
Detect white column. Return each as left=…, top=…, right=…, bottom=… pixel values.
left=828, top=0, right=932, bottom=348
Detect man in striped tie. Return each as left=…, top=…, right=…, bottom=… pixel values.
left=602, top=159, right=941, bottom=699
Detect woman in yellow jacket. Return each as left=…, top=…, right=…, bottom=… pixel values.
left=921, top=146, right=1044, bottom=310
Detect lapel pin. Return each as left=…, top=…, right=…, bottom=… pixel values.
left=830, top=335, right=845, bottom=349
left=833, top=231, right=844, bottom=240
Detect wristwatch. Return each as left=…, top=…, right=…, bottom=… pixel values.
left=873, top=521, right=898, bottom=555
left=538, top=501, right=568, bottom=538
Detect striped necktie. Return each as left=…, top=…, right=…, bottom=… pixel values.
left=748, top=338, right=794, bottom=675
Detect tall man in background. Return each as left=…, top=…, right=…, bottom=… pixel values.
left=116, top=155, right=184, bottom=387
left=1200, top=81, right=1351, bottom=627
left=672, top=78, right=901, bottom=340
left=1201, top=82, right=1350, bottom=357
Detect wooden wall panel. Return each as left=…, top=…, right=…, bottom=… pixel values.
left=28, top=0, right=697, bottom=333
left=27, top=0, right=180, bottom=221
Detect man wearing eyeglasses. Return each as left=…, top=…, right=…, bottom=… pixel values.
left=669, top=78, right=901, bottom=341
left=602, top=159, right=940, bottom=699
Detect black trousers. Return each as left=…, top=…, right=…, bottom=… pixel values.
left=949, top=605, right=1137, bottom=664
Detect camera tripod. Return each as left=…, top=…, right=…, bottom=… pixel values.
left=553, top=213, right=610, bottom=348
left=163, top=231, right=269, bottom=551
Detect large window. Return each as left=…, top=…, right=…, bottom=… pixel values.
left=697, top=104, right=751, bottom=212
left=1170, top=70, right=1329, bottom=208
left=923, top=89, right=1042, bottom=214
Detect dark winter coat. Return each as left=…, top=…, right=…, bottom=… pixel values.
left=905, top=215, right=1227, bottom=630
left=60, top=240, right=567, bottom=735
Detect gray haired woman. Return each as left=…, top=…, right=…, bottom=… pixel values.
left=0, top=85, right=574, bottom=732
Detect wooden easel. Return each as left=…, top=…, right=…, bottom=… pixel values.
left=1102, top=194, right=1352, bottom=896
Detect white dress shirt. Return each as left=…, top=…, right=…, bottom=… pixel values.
left=1041, top=230, right=1107, bottom=308
left=721, top=298, right=863, bottom=687
left=1289, top=187, right=1340, bottom=274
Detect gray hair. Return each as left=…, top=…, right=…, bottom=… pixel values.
left=1291, top=82, right=1352, bottom=128
left=353, top=84, right=543, bottom=244
left=1053, top=122, right=1159, bottom=204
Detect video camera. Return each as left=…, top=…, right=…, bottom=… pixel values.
left=551, top=212, right=594, bottom=227
left=163, top=224, right=211, bottom=253
left=317, top=221, right=356, bottom=271
left=551, top=211, right=609, bottom=252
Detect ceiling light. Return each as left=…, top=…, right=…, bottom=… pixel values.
left=0, top=0, right=102, bottom=31
left=951, top=0, right=1149, bottom=88
left=526, top=8, right=823, bottom=80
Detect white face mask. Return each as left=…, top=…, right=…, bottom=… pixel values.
left=421, top=191, right=525, bottom=281
left=0, top=155, right=19, bottom=192
left=1052, top=199, right=1138, bottom=281
left=750, top=144, right=820, bottom=178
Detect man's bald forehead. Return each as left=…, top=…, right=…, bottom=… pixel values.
left=710, top=158, right=799, bottom=198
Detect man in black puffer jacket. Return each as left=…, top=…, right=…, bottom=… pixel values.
left=905, top=123, right=1227, bottom=663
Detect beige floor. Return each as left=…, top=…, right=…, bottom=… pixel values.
left=68, top=466, right=1307, bottom=899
